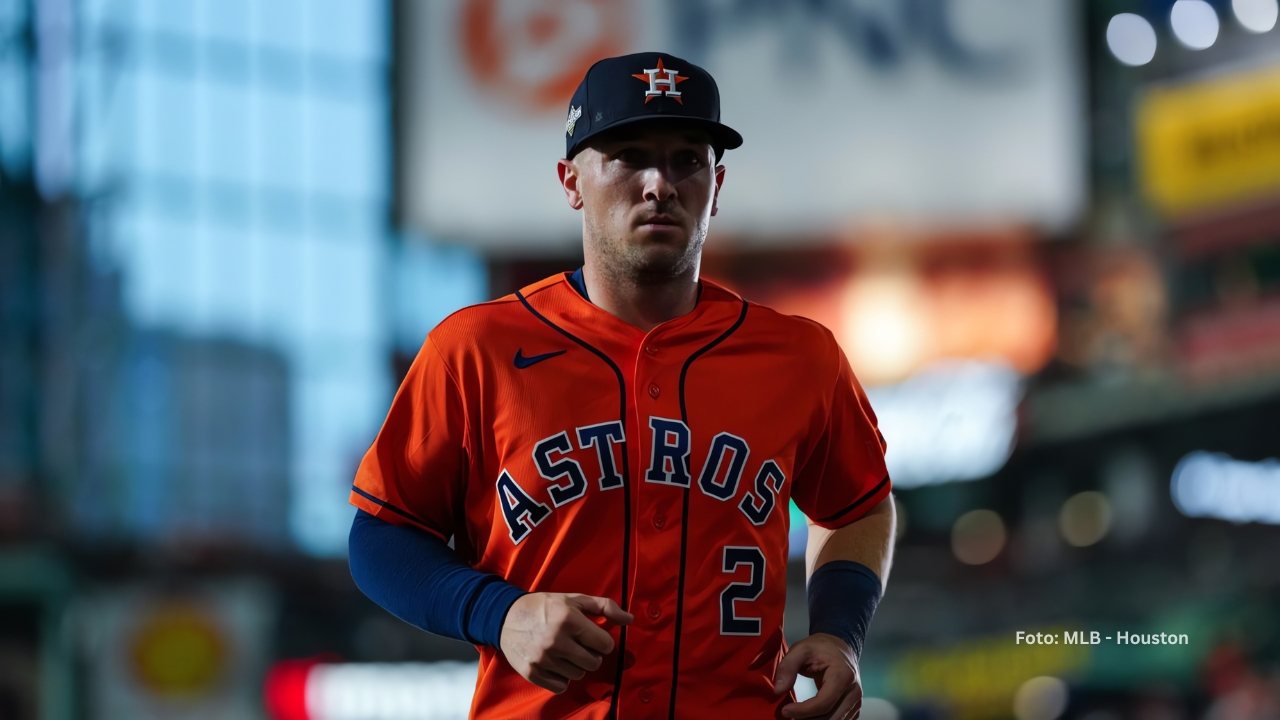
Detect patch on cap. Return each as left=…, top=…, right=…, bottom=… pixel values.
left=565, top=105, right=583, bottom=137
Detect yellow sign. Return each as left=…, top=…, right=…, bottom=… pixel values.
left=128, top=604, right=227, bottom=697
left=888, top=627, right=1089, bottom=717
left=1137, top=64, right=1280, bottom=216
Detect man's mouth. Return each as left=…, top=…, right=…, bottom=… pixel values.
left=638, top=214, right=679, bottom=227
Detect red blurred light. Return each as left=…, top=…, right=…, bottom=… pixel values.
left=264, top=658, right=321, bottom=720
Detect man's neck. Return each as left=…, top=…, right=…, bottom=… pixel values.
left=581, top=261, right=699, bottom=333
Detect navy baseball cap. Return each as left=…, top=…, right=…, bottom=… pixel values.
left=564, top=51, right=743, bottom=160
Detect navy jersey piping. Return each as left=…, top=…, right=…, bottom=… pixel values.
left=667, top=298, right=749, bottom=718
left=815, top=474, right=891, bottom=525
left=350, top=485, right=443, bottom=539
left=515, top=289, right=633, bottom=719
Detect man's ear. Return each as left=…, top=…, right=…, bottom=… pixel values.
left=558, top=158, right=584, bottom=210
left=710, top=164, right=726, bottom=217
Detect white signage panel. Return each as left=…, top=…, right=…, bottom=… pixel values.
left=401, top=0, right=1083, bottom=248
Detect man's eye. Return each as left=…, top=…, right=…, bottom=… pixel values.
left=616, top=148, right=645, bottom=164
left=678, top=151, right=705, bottom=167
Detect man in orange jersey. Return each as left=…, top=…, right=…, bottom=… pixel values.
left=348, top=51, right=896, bottom=719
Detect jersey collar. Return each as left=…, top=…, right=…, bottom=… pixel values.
left=515, top=270, right=745, bottom=359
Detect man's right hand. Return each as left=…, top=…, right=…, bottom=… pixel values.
left=499, top=592, right=634, bottom=694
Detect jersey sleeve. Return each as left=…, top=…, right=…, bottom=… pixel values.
left=791, top=340, right=892, bottom=529
left=349, top=334, right=470, bottom=542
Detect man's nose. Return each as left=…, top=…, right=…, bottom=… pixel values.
left=641, top=165, right=678, bottom=203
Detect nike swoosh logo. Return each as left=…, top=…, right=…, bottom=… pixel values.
left=514, top=348, right=566, bottom=369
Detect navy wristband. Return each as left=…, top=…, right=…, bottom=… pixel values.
left=348, top=509, right=527, bottom=647
left=807, top=560, right=882, bottom=661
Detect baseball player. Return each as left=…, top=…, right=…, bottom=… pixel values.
left=348, top=52, right=895, bottom=719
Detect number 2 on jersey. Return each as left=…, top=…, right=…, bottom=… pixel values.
left=720, top=546, right=765, bottom=635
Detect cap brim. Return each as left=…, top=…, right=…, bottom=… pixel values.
left=568, top=115, right=743, bottom=159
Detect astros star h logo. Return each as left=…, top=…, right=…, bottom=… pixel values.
left=632, top=57, right=688, bottom=104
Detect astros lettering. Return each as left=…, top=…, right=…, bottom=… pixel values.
left=498, top=420, right=784, bottom=544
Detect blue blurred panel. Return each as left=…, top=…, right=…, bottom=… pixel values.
left=130, top=330, right=291, bottom=544
left=132, top=70, right=198, bottom=178
left=135, top=0, right=198, bottom=38
left=302, top=94, right=386, bottom=201
left=308, top=201, right=383, bottom=246
left=198, top=224, right=257, bottom=336
left=252, top=87, right=305, bottom=192
left=195, top=0, right=251, bottom=45
left=394, top=239, right=489, bottom=350
left=311, top=369, right=386, bottom=456
left=80, top=0, right=128, bottom=28
left=236, top=225, right=272, bottom=339
left=75, top=52, right=133, bottom=195
left=249, top=0, right=307, bottom=56
left=0, top=0, right=29, bottom=27
left=67, top=327, right=293, bottom=546
left=200, top=78, right=255, bottom=187
left=298, top=239, right=381, bottom=343
left=290, top=366, right=387, bottom=556
left=305, top=0, right=388, bottom=63
left=285, top=232, right=387, bottom=556
left=127, top=342, right=174, bottom=537
left=75, top=0, right=394, bottom=556
left=0, top=0, right=31, bottom=174
left=253, top=230, right=306, bottom=339
left=0, top=55, right=31, bottom=176
left=123, top=212, right=200, bottom=328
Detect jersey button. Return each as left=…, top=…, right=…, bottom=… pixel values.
left=648, top=384, right=660, bottom=398
left=644, top=344, right=658, bottom=356
left=652, top=514, right=666, bottom=529
left=639, top=688, right=653, bottom=703
left=646, top=601, right=662, bottom=620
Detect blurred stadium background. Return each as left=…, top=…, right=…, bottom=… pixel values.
left=2, top=0, right=1279, bottom=718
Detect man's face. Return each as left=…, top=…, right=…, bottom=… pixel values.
left=559, top=124, right=725, bottom=280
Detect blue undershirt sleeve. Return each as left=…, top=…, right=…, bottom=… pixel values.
left=347, top=509, right=527, bottom=648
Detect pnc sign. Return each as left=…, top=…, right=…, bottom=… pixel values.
left=460, top=0, right=629, bottom=112
left=407, top=0, right=1080, bottom=244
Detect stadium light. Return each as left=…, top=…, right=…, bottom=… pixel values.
left=1170, top=0, right=1220, bottom=50
left=1232, top=0, right=1279, bottom=32
left=951, top=509, right=1007, bottom=565
left=1171, top=451, right=1280, bottom=525
left=1059, top=491, right=1112, bottom=548
left=1106, top=14, right=1157, bottom=66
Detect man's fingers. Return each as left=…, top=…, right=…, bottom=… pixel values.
left=600, top=598, right=634, bottom=625
left=528, top=667, right=571, bottom=694
left=542, top=653, right=590, bottom=682
left=567, top=611, right=619, bottom=656
left=773, top=645, right=808, bottom=694
left=571, top=594, right=634, bottom=625
left=552, top=636, right=605, bottom=674
left=780, top=665, right=852, bottom=718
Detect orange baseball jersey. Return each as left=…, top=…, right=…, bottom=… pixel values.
left=350, top=271, right=891, bottom=719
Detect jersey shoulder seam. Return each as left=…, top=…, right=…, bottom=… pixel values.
left=429, top=274, right=570, bottom=339
left=741, top=301, right=841, bottom=355
left=420, top=336, right=474, bottom=468
left=517, top=276, right=570, bottom=301
left=430, top=295, right=520, bottom=330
